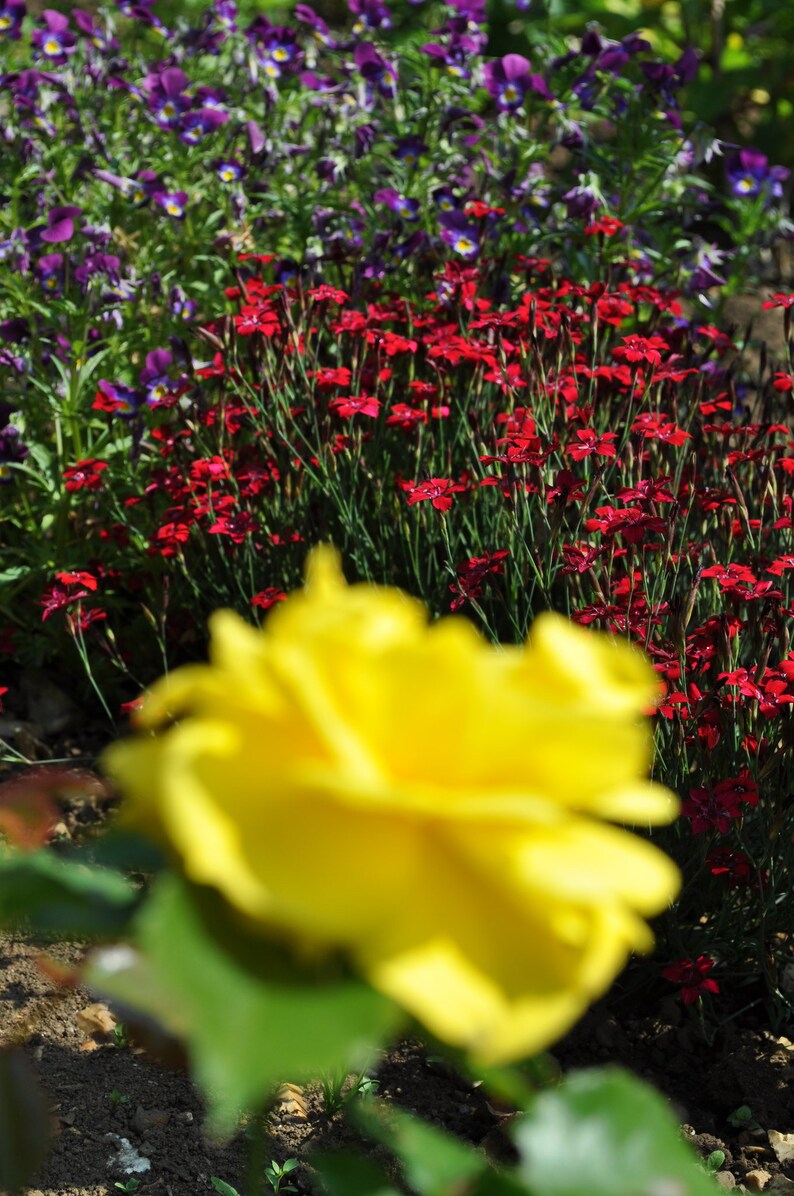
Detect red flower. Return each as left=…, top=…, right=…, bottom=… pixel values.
left=584, top=215, right=623, bottom=236
left=399, top=477, right=467, bottom=512
left=55, top=571, right=98, bottom=591
left=449, top=549, right=509, bottom=611
left=207, top=512, right=259, bottom=543
left=681, top=773, right=758, bottom=834
left=613, top=335, right=667, bottom=366
left=63, top=459, right=108, bottom=492
left=566, top=428, right=617, bottom=461
left=762, top=292, right=794, bottom=310
left=328, top=394, right=381, bottom=419
left=661, top=956, right=719, bottom=1005
left=250, top=588, right=287, bottom=610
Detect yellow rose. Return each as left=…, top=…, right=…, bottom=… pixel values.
left=104, top=546, right=679, bottom=1065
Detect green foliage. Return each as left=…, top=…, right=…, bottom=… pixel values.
left=0, top=1050, right=53, bottom=1196
left=512, top=1068, right=719, bottom=1196
left=0, top=849, right=138, bottom=937
left=84, top=873, right=403, bottom=1134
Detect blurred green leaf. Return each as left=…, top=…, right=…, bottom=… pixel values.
left=0, top=851, right=138, bottom=937
left=354, top=1101, right=485, bottom=1196
left=0, top=1049, right=52, bottom=1194
left=513, top=1067, right=719, bottom=1196
left=314, top=1150, right=402, bottom=1196
left=87, top=873, right=403, bottom=1135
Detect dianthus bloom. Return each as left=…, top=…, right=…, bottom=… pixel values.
left=104, top=547, right=679, bottom=1064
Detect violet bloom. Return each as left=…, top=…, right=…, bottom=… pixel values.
left=394, top=135, right=427, bottom=165
left=74, top=252, right=121, bottom=288
left=354, top=42, right=397, bottom=97
left=483, top=53, right=551, bottom=111
left=211, top=0, right=237, bottom=33
left=73, top=9, right=120, bottom=51
left=294, top=4, right=334, bottom=47
left=214, top=158, right=246, bottom=183
left=178, top=108, right=228, bottom=145
left=144, top=67, right=193, bottom=129
left=439, top=211, right=479, bottom=259
left=41, top=205, right=82, bottom=245
left=96, top=379, right=144, bottom=417
left=169, top=285, right=197, bottom=321
left=0, top=424, right=28, bottom=484
left=686, top=240, right=728, bottom=293
left=140, top=349, right=182, bottom=407
left=422, top=34, right=481, bottom=80
left=0, top=1, right=26, bottom=41
left=256, top=26, right=301, bottom=79
left=36, top=252, right=65, bottom=295
left=726, top=148, right=789, bottom=200
left=0, top=228, right=30, bottom=272
left=349, top=0, right=392, bottom=34
left=153, top=191, right=189, bottom=219
left=375, top=188, right=420, bottom=221
left=32, top=10, right=77, bottom=64
left=563, top=182, right=601, bottom=219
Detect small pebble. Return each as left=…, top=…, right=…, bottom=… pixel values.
left=745, top=1169, right=771, bottom=1192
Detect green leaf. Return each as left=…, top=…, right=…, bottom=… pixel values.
left=0, top=1049, right=52, bottom=1194
left=513, top=1067, right=719, bottom=1196
left=210, top=1177, right=241, bottom=1196
left=0, top=851, right=139, bottom=937
left=86, top=874, right=403, bottom=1135
left=354, top=1102, right=485, bottom=1196
left=313, top=1150, right=402, bottom=1196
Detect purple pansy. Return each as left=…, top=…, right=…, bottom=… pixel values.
left=41, top=205, right=82, bottom=245
left=726, top=148, right=789, bottom=200
left=36, top=252, right=65, bottom=294
left=153, top=191, right=189, bottom=219
left=483, top=53, right=551, bottom=110
left=95, top=379, right=144, bottom=417
left=0, top=0, right=26, bottom=41
left=439, top=211, right=480, bottom=259
left=354, top=42, right=398, bottom=97
left=0, top=423, right=28, bottom=483
left=32, top=9, right=77, bottom=64
left=375, top=189, right=420, bottom=221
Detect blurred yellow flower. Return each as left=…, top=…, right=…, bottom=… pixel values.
left=104, top=546, right=679, bottom=1065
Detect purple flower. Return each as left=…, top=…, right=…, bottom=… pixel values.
left=143, top=67, right=192, bottom=129
left=294, top=4, right=334, bottom=46
left=96, top=378, right=144, bottom=417
left=169, top=286, right=197, bottom=321
left=0, top=1, right=26, bottom=41
left=41, top=205, right=82, bottom=245
left=214, top=158, right=246, bottom=183
left=483, top=53, right=551, bottom=110
left=178, top=108, right=228, bottom=145
left=439, top=211, right=480, bottom=259
left=686, top=240, right=728, bottom=293
left=354, top=42, right=398, bottom=97
left=348, top=0, right=392, bottom=34
left=74, top=253, right=121, bottom=288
left=0, top=424, right=28, bottom=483
left=140, top=349, right=184, bottom=407
left=153, top=191, right=189, bottom=219
left=726, top=148, right=789, bottom=200
left=73, top=9, right=119, bottom=51
left=32, top=10, right=76, bottom=64
left=563, top=182, right=601, bottom=219
left=255, top=26, right=301, bottom=79
left=374, top=188, right=420, bottom=221
left=394, top=136, right=427, bottom=165
left=36, top=252, right=64, bottom=294
left=422, top=34, right=481, bottom=80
